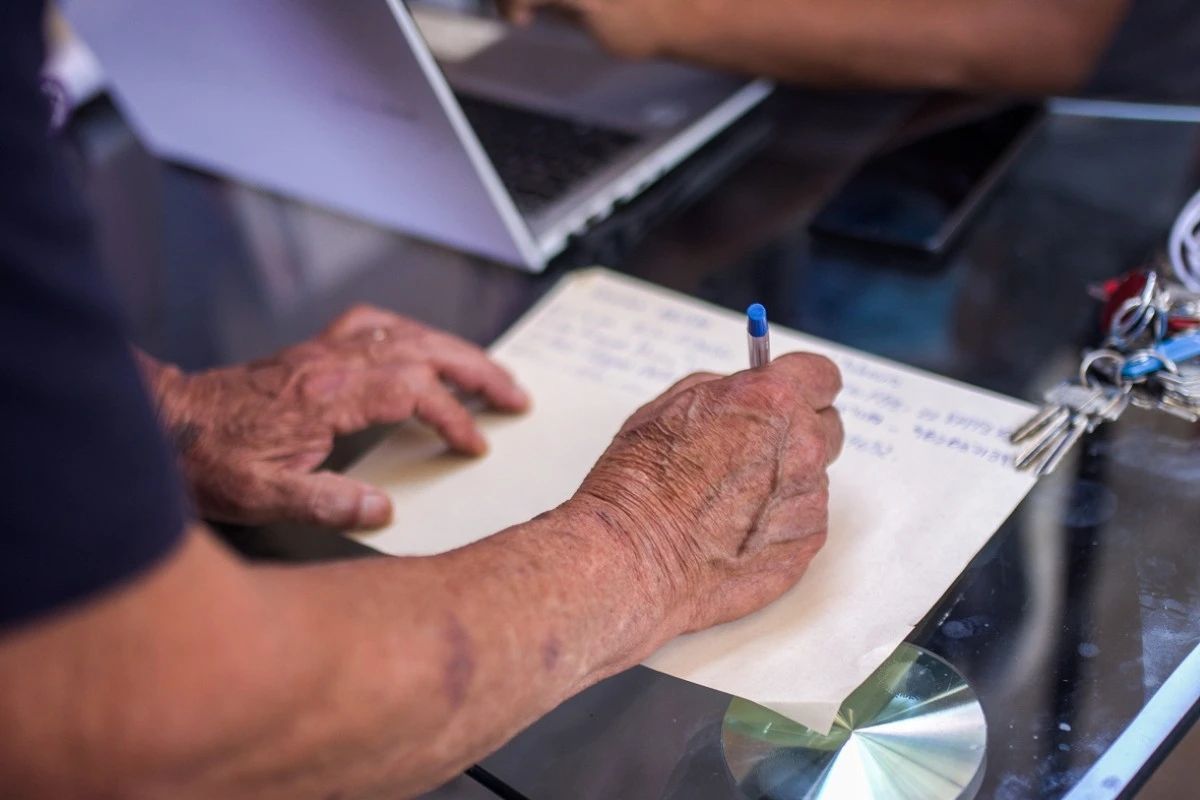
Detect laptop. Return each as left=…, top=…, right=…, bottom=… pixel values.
left=65, top=0, right=772, bottom=271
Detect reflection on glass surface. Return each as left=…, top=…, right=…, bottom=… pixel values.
left=723, top=644, right=986, bottom=800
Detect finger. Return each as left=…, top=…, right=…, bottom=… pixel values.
left=816, top=407, right=845, bottom=464
left=264, top=470, right=394, bottom=531
left=410, top=376, right=489, bottom=455
left=422, top=338, right=531, bottom=412
left=361, top=329, right=531, bottom=412
left=765, top=353, right=843, bottom=410
left=338, top=366, right=489, bottom=454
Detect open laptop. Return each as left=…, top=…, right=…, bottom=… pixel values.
left=64, top=0, right=772, bottom=271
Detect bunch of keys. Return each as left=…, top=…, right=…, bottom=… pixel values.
left=1010, top=351, right=1132, bottom=477
left=1011, top=267, right=1200, bottom=476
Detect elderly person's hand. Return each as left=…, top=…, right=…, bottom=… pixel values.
left=570, top=352, right=842, bottom=637
left=140, top=306, right=529, bottom=531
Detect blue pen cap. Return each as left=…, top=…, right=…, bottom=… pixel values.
left=747, top=303, right=768, bottom=337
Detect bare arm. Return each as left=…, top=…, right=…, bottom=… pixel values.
left=505, top=0, right=1131, bottom=94
left=0, top=514, right=659, bottom=800
left=0, top=354, right=843, bottom=800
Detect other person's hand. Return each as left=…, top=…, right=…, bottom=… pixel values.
left=496, top=0, right=672, bottom=60
left=571, top=353, right=843, bottom=637
left=146, top=306, right=529, bottom=531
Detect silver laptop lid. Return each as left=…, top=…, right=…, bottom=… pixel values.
left=66, top=0, right=545, bottom=269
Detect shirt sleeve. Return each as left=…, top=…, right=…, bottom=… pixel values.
left=0, top=0, right=187, bottom=630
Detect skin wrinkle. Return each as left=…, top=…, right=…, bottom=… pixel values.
left=620, top=393, right=718, bottom=503
left=574, top=483, right=678, bottom=612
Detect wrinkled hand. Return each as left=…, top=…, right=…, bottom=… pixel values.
left=147, top=306, right=529, bottom=531
left=573, top=353, right=843, bottom=636
left=496, top=0, right=675, bottom=60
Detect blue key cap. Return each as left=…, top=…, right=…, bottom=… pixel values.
left=1122, top=331, right=1200, bottom=379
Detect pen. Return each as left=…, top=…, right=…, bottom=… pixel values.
left=747, top=303, right=770, bottom=368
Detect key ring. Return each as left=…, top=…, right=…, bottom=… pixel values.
left=1079, top=349, right=1134, bottom=429
left=1080, top=348, right=1131, bottom=389
left=1110, top=270, right=1158, bottom=333
left=1109, top=272, right=1170, bottom=348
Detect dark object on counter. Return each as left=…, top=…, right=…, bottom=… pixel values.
left=810, top=103, right=1045, bottom=255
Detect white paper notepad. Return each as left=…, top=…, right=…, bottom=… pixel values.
left=349, top=268, right=1037, bottom=732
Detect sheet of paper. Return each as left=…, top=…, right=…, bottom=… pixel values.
left=349, top=268, right=1037, bottom=732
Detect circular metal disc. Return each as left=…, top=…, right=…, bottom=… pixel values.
left=721, top=644, right=986, bottom=800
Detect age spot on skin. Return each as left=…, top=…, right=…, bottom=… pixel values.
left=541, top=633, right=562, bottom=673
left=441, top=614, right=476, bottom=708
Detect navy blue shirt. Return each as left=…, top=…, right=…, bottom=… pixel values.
left=0, top=0, right=185, bottom=630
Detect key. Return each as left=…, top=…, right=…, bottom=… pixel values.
left=1036, top=387, right=1129, bottom=477
left=1155, top=359, right=1200, bottom=392
left=1010, top=381, right=1102, bottom=446
left=1126, top=338, right=1200, bottom=422
left=1009, top=404, right=1071, bottom=447
left=1012, top=381, right=1128, bottom=476
left=1017, top=419, right=1075, bottom=474
left=1011, top=381, right=1103, bottom=472
left=1010, top=382, right=1104, bottom=444
left=1036, top=415, right=1090, bottom=477
left=1156, top=395, right=1200, bottom=422
left=1125, top=362, right=1200, bottom=420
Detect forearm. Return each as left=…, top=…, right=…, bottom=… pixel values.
left=659, top=0, right=1128, bottom=93
left=245, top=501, right=665, bottom=797
left=0, top=504, right=667, bottom=799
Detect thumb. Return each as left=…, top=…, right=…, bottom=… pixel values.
left=265, top=470, right=394, bottom=531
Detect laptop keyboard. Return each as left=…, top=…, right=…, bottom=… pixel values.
left=456, top=94, right=642, bottom=216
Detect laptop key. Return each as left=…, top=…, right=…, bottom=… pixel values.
left=456, top=93, right=642, bottom=216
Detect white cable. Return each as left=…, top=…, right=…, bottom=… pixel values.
left=1169, top=187, right=1200, bottom=292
